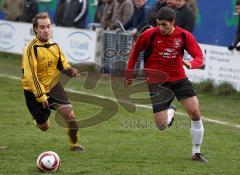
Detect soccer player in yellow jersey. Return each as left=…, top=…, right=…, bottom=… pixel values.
left=22, top=12, right=84, bottom=152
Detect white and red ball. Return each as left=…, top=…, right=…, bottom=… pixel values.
left=36, top=151, right=61, bottom=173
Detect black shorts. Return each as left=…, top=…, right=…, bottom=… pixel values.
left=24, top=83, right=71, bottom=125
left=148, top=78, right=197, bottom=113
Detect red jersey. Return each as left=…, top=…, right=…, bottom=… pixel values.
left=126, top=26, right=203, bottom=83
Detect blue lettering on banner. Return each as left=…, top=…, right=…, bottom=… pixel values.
left=0, top=23, right=15, bottom=50
left=67, top=31, right=92, bottom=62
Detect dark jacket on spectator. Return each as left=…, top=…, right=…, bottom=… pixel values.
left=101, top=0, right=116, bottom=29
left=2, top=0, right=24, bottom=21
left=55, top=0, right=66, bottom=26
left=147, top=1, right=166, bottom=26
left=111, top=0, right=134, bottom=29
left=125, top=3, right=148, bottom=32
left=94, top=0, right=105, bottom=23
left=176, top=4, right=195, bottom=33
left=21, top=0, right=38, bottom=22
left=61, top=0, right=88, bottom=28
left=234, top=17, right=240, bottom=46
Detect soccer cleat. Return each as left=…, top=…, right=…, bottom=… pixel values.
left=167, top=104, right=176, bottom=127
left=70, top=145, right=85, bottom=152
left=192, top=153, right=208, bottom=163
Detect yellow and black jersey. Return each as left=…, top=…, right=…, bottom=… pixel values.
left=22, top=37, right=70, bottom=102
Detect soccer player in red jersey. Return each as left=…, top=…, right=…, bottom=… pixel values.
left=125, top=7, right=207, bottom=163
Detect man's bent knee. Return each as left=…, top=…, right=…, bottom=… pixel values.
left=188, top=108, right=201, bottom=121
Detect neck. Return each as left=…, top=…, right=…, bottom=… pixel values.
left=170, top=26, right=175, bottom=34
left=37, top=36, right=49, bottom=43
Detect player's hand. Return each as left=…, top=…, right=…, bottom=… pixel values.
left=63, top=67, right=79, bottom=77
left=183, top=60, right=192, bottom=69
left=124, top=78, right=133, bottom=88
left=124, top=69, right=133, bottom=88
left=42, top=100, right=49, bottom=109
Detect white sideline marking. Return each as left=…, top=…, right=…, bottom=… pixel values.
left=1, top=73, right=240, bottom=129
left=0, top=73, right=21, bottom=80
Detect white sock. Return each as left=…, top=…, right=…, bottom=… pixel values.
left=167, top=108, right=175, bottom=125
left=190, top=119, right=204, bottom=155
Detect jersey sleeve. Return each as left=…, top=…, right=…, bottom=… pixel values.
left=22, top=44, right=47, bottom=102
left=57, top=46, right=71, bottom=71
left=184, top=32, right=203, bottom=69
left=127, top=29, right=154, bottom=70
left=125, top=30, right=152, bottom=79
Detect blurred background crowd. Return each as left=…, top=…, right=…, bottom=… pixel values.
left=0, top=0, right=239, bottom=47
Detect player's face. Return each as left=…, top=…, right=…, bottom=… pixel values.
left=236, top=5, right=240, bottom=15
left=156, top=19, right=175, bottom=35
left=35, top=18, right=52, bottom=42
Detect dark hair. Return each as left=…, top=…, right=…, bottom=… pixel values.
left=32, top=12, right=51, bottom=34
left=236, top=0, right=240, bottom=6
left=156, top=7, right=176, bottom=22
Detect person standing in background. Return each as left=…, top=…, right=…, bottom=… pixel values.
left=101, top=0, right=116, bottom=29
left=125, top=0, right=148, bottom=36
left=175, top=0, right=195, bottom=33
left=228, top=0, right=240, bottom=51
left=147, top=0, right=167, bottom=27
left=2, top=0, right=24, bottom=21
left=94, top=0, right=105, bottom=23
left=21, top=0, right=39, bottom=22
left=61, top=0, right=88, bottom=28
left=110, top=0, right=134, bottom=30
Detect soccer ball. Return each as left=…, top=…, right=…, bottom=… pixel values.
left=36, top=151, right=61, bottom=173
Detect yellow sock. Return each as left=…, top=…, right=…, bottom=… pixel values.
left=64, top=128, right=79, bottom=147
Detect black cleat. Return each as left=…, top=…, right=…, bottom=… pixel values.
left=70, top=145, right=85, bottom=152
left=167, top=104, right=176, bottom=127
left=192, top=153, right=208, bottom=163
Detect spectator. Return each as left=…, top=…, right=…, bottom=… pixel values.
left=61, top=0, right=88, bottom=28
left=101, top=0, right=116, bottom=29
left=228, top=0, right=240, bottom=51
left=175, top=0, right=195, bottom=33
left=186, top=0, right=198, bottom=19
left=2, top=0, right=24, bottom=21
left=125, top=0, right=148, bottom=35
left=147, top=0, right=167, bottom=27
left=21, top=0, right=39, bottom=22
left=111, top=0, right=134, bottom=30
left=166, top=0, right=176, bottom=9
left=54, top=0, right=66, bottom=26
left=94, top=0, right=105, bottom=23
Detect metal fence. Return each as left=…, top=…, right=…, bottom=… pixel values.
left=101, top=30, right=145, bottom=77
left=102, top=30, right=133, bottom=75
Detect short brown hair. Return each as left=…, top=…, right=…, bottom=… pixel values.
left=156, top=7, right=176, bottom=22
left=32, top=12, right=51, bottom=34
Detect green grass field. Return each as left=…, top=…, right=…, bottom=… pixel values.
left=0, top=52, right=240, bottom=175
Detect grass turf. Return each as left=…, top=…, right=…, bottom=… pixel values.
left=0, top=52, right=240, bottom=175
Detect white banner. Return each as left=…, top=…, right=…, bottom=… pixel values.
left=185, top=44, right=240, bottom=90
left=0, top=20, right=98, bottom=63
left=1, top=20, right=240, bottom=90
